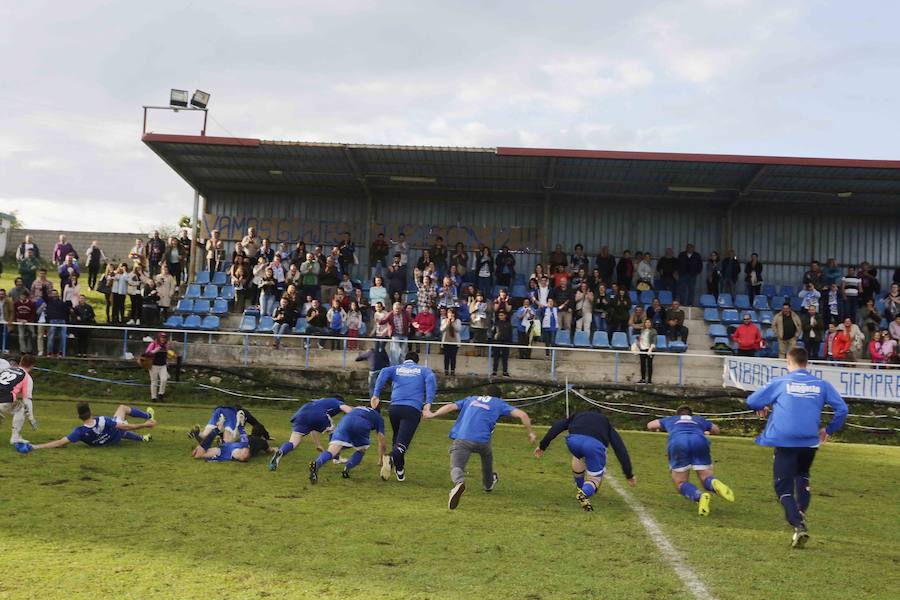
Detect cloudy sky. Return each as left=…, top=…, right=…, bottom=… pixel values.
left=2, top=0, right=897, bottom=232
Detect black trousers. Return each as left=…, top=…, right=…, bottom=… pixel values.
left=443, top=344, right=458, bottom=373
left=388, top=404, right=422, bottom=470
left=639, top=353, right=653, bottom=382
left=88, top=265, right=100, bottom=289
left=492, top=346, right=509, bottom=374
left=737, top=349, right=757, bottom=357
left=169, top=261, right=182, bottom=286
left=74, top=330, right=91, bottom=355
left=773, top=446, right=817, bottom=527
left=129, top=294, right=143, bottom=322
left=112, top=293, right=127, bottom=324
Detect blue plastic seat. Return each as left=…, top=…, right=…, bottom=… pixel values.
left=708, top=323, right=728, bottom=338
left=183, top=314, right=202, bottom=330
left=513, top=273, right=526, bottom=285
left=790, top=298, right=803, bottom=312
left=194, top=271, right=210, bottom=286
left=202, top=285, right=218, bottom=300
left=767, top=340, right=779, bottom=358
left=185, top=284, right=202, bottom=300
left=699, top=294, right=717, bottom=308
left=243, top=307, right=260, bottom=318
left=163, top=315, right=183, bottom=329
left=627, top=290, right=638, bottom=304
left=554, top=330, right=572, bottom=347
left=175, top=299, right=193, bottom=314
left=211, top=299, right=228, bottom=315
left=511, top=285, right=528, bottom=298
left=760, top=310, right=774, bottom=325
left=761, top=284, right=777, bottom=298
left=610, top=331, right=629, bottom=350
left=713, top=337, right=733, bottom=354
left=779, top=285, right=795, bottom=298
left=639, top=290, right=655, bottom=304
left=658, top=290, right=673, bottom=305
left=718, top=293, right=734, bottom=309
left=293, top=318, right=308, bottom=334
left=456, top=304, right=470, bottom=322
left=721, top=309, right=740, bottom=325
left=220, top=285, right=235, bottom=301
left=573, top=331, right=591, bottom=348
left=592, top=331, right=610, bottom=348
left=256, top=316, right=274, bottom=333
left=752, top=295, right=770, bottom=310
left=744, top=311, right=759, bottom=323
left=764, top=327, right=777, bottom=340
left=239, top=315, right=257, bottom=332
left=655, top=337, right=668, bottom=352
left=668, top=340, right=687, bottom=353
left=211, top=271, right=227, bottom=286
left=358, top=322, right=367, bottom=337
left=703, top=308, right=720, bottom=322
left=192, top=299, right=211, bottom=314
left=200, top=315, right=220, bottom=331
left=460, top=325, right=471, bottom=342
left=735, top=294, right=751, bottom=310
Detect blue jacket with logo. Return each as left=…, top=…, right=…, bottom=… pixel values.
left=373, top=360, right=437, bottom=410
left=745, top=369, right=848, bottom=447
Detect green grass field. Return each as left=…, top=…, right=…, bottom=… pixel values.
left=1, top=398, right=898, bottom=600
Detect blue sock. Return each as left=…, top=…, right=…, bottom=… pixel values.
left=279, top=442, right=295, bottom=455
left=122, top=431, right=143, bottom=442
left=573, top=472, right=585, bottom=489
left=314, top=451, right=333, bottom=469
left=678, top=482, right=702, bottom=502
left=581, top=481, right=597, bottom=498
left=703, top=477, right=717, bottom=493
left=345, top=451, right=364, bottom=471
left=795, top=476, right=811, bottom=514
left=128, top=407, right=151, bottom=420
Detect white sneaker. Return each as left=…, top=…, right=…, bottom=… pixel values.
left=126, top=320, right=135, bottom=325
left=142, top=336, right=153, bottom=342
left=10, top=438, right=30, bottom=445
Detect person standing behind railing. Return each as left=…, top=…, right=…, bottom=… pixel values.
left=440, top=307, right=462, bottom=376
left=13, top=290, right=37, bottom=355
left=111, top=264, right=128, bottom=325
left=143, top=332, right=172, bottom=402
left=70, top=295, right=96, bottom=357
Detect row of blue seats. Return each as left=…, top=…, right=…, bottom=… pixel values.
left=184, top=284, right=235, bottom=301
left=710, top=338, right=810, bottom=358
left=553, top=330, right=687, bottom=352
left=193, top=271, right=229, bottom=286
left=175, top=299, right=229, bottom=315
left=704, top=308, right=775, bottom=325
left=708, top=323, right=782, bottom=340
left=700, top=293, right=797, bottom=310
left=162, top=315, right=220, bottom=330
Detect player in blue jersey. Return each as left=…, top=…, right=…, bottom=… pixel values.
left=424, top=384, right=536, bottom=509
left=190, top=421, right=274, bottom=462
left=188, top=404, right=270, bottom=449
left=746, top=347, right=848, bottom=548
left=308, top=406, right=386, bottom=482
left=268, top=396, right=353, bottom=471
left=646, top=405, right=735, bottom=516
left=28, top=402, right=155, bottom=450
left=371, top=351, right=437, bottom=482
left=534, top=410, right=635, bottom=511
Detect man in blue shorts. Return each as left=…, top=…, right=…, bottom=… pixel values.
left=191, top=422, right=274, bottom=462
left=424, top=384, right=536, bottom=509
left=28, top=402, right=155, bottom=450
left=646, top=405, right=735, bottom=516
left=371, top=351, right=436, bottom=482
left=308, top=406, right=386, bottom=482
left=534, top=410, right=635, bottom=511
left=188, top=404, right=270, bottom=449
left=268, top=396, right=353, bottom=471
left=746, top=347, right=848, bottom=548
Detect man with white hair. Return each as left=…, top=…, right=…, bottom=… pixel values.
left=0, top=354, right=38, bottom=445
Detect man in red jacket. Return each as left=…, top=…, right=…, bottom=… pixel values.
left=731, top=314, right=763, bottom=357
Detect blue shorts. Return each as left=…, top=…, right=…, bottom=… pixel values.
left=565, top=434, right=607, bottom=477
left=208, top=407, right=238, bottom=433
left=668, top=436, right=712, bottom=472
left=291, top=412, right=332, bottom=435
left=330, top=422, right=371, bottom=450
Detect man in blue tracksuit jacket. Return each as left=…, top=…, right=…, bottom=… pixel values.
left=746, top=347, right=848, bottom=548
left=371, top=351, right=437, bottom=482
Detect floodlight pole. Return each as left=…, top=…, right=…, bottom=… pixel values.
left=141, top=105, right=209, bottom=136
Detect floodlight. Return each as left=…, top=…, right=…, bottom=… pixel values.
left=191, top=90, right=210, bottom=109
left=170, top=89, right=189, bottom=108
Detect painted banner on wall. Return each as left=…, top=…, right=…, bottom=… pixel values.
left=202, top=213, right=540, bottom=250
left=723, top=356, right=900, bottom=403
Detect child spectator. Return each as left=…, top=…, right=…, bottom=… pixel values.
left=440, top=307, right=462, bottom=376
left=259, top=268, right=278, bottom=317
left=490, top=309, right=513, bottom=377
left=327, top=298, right=346, bottom=350
left=346, top=301, right=363, bottom=350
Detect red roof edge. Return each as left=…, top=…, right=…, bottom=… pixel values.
left=142, top=133, right=261, bottom=147
left=496, top=146, right=900, bottom=169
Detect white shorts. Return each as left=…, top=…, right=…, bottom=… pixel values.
left=330, top=439, right=369, bottom=451
left=671, top=464, right=712, bottom=473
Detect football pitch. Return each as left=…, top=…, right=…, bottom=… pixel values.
left=1, top=399, right=898, bottom=600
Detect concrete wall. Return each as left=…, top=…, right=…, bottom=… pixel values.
left=6, top=229, right=146, bottom=263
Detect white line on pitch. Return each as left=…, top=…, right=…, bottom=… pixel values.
left=606, top=476, right=715, bottom=600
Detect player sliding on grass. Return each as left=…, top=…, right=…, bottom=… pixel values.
left=188, top=405, right=270, bottom=448
left=25, top=402, right=155, bottom=451
left=745, top=347, right=848, bottom=549
left=371, top=351, right=436, bottom=482
left=269, top=396, right=353, bottom=471
left=424, top=384, right=536, bottom=510
left=308, top=406, right=386, bottom=482
left=0, top=354, right=38, bottom=445
left=190, top=419, right=274, bottom=462
left=534, top=410, right=635, bottom=511
left=646, top=405, right=735, bottom=516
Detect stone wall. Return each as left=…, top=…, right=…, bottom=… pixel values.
left=7, top=229, right=146, bottom=263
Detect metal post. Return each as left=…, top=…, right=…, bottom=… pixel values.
left=304, top=337, right=310, bottom=368
left=565, top=376, right=570, bottom=418
left=61, top=325, right=67, bottom=356
left=342, top=339, right=347, bottom=369
left=243, top=335, right=249, bottom=366
left=487, top=344, right=492, bottom=377
left=550, top=349, right=556, bottom=380
left=614, top=351, right=619, bottom=383
left=122, top=328, right=129, bottom=358
left=678, top=355, right=683, bottom=386
left=424, top=341, right=430, bottom=368
left=188, top=189, right=200, bottom=285
left=183, top=331, right=189, bottom=363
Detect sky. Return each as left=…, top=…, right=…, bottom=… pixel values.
left=2, top=0, right=898, bottom=233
